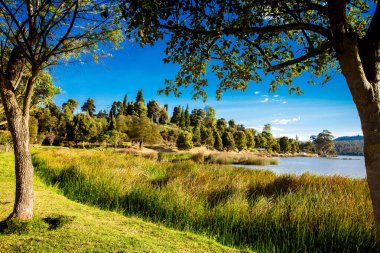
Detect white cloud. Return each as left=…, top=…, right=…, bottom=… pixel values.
left=261, top=94, right=268, bottom=97
left=273, top=95, right=279, bottom=98
left=292, top=116, right=301, bottom=122
left=273, top=116, right=301, bottom=125
left=260, top=98, right=269, bottom=103
left=272, top=126, right=284, bottom=132
left=254, top=91, right=260, bottom=95
left=282, top=101, right=287, bottom=104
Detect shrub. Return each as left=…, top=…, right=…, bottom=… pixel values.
left=176, top=131, right=193, bottom=150
left=191, top=153, right=204, bottom=164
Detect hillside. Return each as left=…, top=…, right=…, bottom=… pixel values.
left=334, top=135, right=364, bottom=141
left=0, top=152, right=240, bottom=253
left=333, top=135, right=364, bottom=156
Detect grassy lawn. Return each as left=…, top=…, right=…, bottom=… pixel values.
left=0, top=151, right=240, bottom=253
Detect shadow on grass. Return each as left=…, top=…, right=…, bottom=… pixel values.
left=246, top=175, right=299, bottom=202
left=0, top=214, right=74, bottom=235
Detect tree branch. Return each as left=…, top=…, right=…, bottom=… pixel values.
left=268, top=42, right=331, bottom=71
left=160, top=22, right=330, bottom=38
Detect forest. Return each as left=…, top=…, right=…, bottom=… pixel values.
left=0, top=89, right=338, bottom=156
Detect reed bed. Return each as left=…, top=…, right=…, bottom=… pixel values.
left=205, top=152, right=279, bottom=165
left=33, top=149, right=377, bottom=252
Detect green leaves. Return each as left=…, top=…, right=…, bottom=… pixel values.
left=121, top=0, right=372, bottom=100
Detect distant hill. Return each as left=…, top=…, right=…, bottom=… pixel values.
left=334, top=136, right=364, bottom=156
left=334, top=135, right=364, bottom=141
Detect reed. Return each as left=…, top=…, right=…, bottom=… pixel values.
left=32, top=149, right=377, bottom=252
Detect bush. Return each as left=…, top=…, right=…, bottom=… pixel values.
left=191, top=153, right=204, bottom=164
left=42, top=135, right=54, bottom=146
left=176, top=131, right=193, bottom=150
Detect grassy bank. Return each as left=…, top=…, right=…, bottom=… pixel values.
left=32, top=149, right=377, bottom=252
left=157, top=151, right=278, bottom=166
left=0, top=151, right=239, bottom=252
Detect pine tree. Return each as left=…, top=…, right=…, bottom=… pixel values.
left=214, top=131, right=223, bottom=151
left=171, top=106, right=182, bottom=125
left=81, top=98, right=96, bottom=116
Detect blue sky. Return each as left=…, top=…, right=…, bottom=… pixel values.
left=51, top=40, right=362, bottom=141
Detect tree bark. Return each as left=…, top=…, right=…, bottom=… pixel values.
left=327, top=0, right=380, bottom=241
left=0, top=78, right=34, bottom=220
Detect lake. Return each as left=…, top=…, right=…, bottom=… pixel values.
left=235, top=156, right=366, bottom=178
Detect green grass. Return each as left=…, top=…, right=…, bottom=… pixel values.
left=0, top=151, right=241, bottom=253
left=157, top=151, right=278, bottom=166
left=32, top=148, right=378, bottom=252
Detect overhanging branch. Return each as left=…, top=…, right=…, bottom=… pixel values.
left=268, top=42, right=331, bottom=71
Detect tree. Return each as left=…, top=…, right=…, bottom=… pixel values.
left=124, top=1, right=380, bottom=238
left=121, top=94, right=128, bottom=116
left=158, top=107, right=169, bottom=124
left=176, top=131, right=193, bottom=150
left=190, top=108, right=205, bottom=127
left=62, top=99, right=79, bottom=114
left=222, top=131, right=235, bottom=151
left=184, top=105, right=190, bottom=128
left=213, top=131, right=224, bottom=151
left=279, top=136, right=291, bottom=153
left=204, top=105, right=216, bottom=127
left=263, top=124, right=272, bottom=134
left=171, top=106, right=182, bottom=125
left=234, top=131, right=247, bottom=151
left=72, top=113, right=99, bottom=143
left=126, top=116, right=162, bottom=148
left=81, top=98, right=96, bottom=116
left=134, top=90, right=147, bottom=117
left=136, top=89, right=145, bottom=104
left=147, top=100, right=160, bottom=122
left=228, top=120, right=236, bottom=131
left=0, top=0, right=121, bottom=219
left=245, top=129, right=256, bottom=150
left=216, top=118, right=227, bottom=133
left=311, top=130, right=336, bottom=156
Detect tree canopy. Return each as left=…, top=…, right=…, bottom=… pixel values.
left=121, top=0, right=374, bottom=100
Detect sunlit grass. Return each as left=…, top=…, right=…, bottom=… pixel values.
left=33, top=149, right=377, bottom=252
left=0, top=151, right=240, bottom=253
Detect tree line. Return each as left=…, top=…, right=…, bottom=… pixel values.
left=1, top=89, right=335, bottom=155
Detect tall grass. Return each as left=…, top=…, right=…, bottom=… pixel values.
left=33, top=149, right=377, bottom=252
left=205, top=152, right=279, bottom=165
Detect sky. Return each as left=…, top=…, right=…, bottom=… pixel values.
left=50, top=39, right=363, bottom=141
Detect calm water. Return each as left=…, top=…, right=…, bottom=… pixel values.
left=235, top=156, right=366, bottom=178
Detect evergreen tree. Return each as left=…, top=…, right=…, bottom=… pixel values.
left=184, top=105, right=190, bottom=127
left=126, top=102, right=135, bottom=116
left=147, top=100, right=160, bottom=122
left=190, top=108, right=205, bottom=127
left=121, top=94, right=128, bottom=116
left=213, top=131, right=223, bottom=151
left=158, top=107, right=169, bottom=124
left=222, top=131, right=235, bottom=151
left=109, top=102, right=119, bottom=118
left=62, top=98, right=78, bottom=114
left=228, top=119, right=236, bottom=131
left=192, top=124, right=201, bottom=146
left=216, top=118, right=227, bottom=132
left=81, top=98, right=96, bottom=116
left=234, top=131, right=247, bottom=151
left=171, top=106, right=182, bottom=125
left=136, top=89, right=145, bottom=104
left=245, top=129, right=256, bottom=150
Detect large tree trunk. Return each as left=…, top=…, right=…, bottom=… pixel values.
left=335, top=33, right=380, bottom=241
left=0, top=79, right=34, bottom=220
left=327, top=1, right=380, bottom=241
